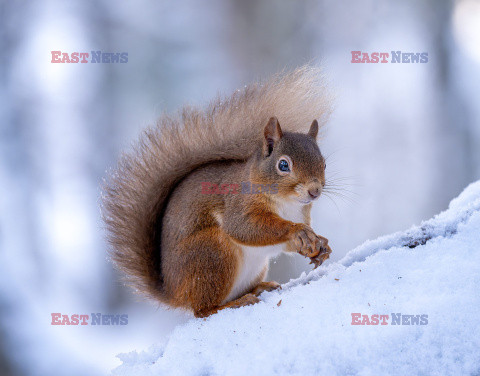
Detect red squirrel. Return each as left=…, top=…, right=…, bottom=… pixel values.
left=102, top=66, right=333, bottom=317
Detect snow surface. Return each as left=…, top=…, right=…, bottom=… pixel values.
left=113, top=181, right=480, bottom=376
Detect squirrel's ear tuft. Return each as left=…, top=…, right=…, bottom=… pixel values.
left=308, top=119, right=319, bottom=139
left=263, top=117, right=283, bottom=157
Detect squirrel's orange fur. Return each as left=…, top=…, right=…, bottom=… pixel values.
left=102, top=66, right=333, bottom=317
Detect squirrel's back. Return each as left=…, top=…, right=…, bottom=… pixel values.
left=102, top=66, right=332, bottom=302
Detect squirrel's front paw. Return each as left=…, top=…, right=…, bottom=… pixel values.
left=308, top=239, right=332, bottom=269
left=291, top=225, right=323, bottom=257
left=291, top=225, right=332, bottom=268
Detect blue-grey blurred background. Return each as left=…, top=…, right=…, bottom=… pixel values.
left=1, top=0, right=480, bottom=374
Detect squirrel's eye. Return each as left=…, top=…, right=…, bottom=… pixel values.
left=278, top=159, right=290, bottom=172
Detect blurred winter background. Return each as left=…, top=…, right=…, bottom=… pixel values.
left=1, top=0, right=479, bottom=374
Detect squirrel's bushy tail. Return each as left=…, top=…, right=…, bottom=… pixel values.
left=102, top=65, right=333, bottom=301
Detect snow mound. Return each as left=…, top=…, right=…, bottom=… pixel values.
left=113, top=181, right=480, bottom=376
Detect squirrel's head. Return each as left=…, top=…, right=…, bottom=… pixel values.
left=253, top=116, right=326, bottom=205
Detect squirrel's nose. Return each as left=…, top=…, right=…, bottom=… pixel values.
left=308, top=188, right=320, bottom=199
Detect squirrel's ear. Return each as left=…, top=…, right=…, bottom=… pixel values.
left=308, top=119, right=319, bottom=139
left=263, top=117, right=283, bottom=157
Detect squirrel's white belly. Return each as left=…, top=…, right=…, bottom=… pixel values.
left=224, top=200, right=306, bottom=303
left=224, top=243, right=284, bottom=303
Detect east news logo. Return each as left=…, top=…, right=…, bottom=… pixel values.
left=351, top=51, right=428, bottom=63
left=51, top=313, right=128, bottom=325
left=351, top=313, right=428, bottom=325
left=51, top=51, right=128, bottom=63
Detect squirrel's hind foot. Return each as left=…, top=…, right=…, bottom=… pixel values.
left=194, top=293, right=260, bottom=318
left=251, top=281, right=281, bottom=296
